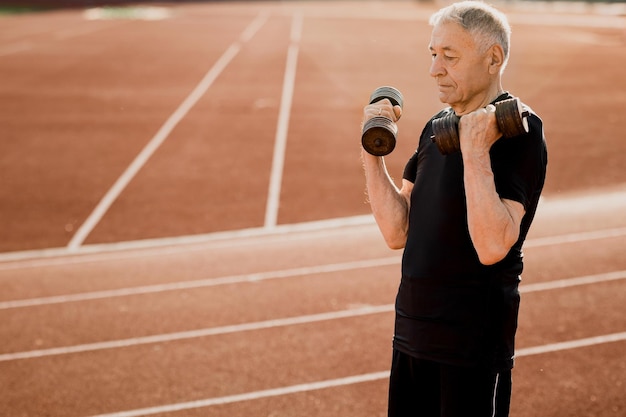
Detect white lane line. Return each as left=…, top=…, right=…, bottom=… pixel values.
left=2, top=269, right=625, bottom=361
left=0, top=257, right=401, bottom=310
left=1, top=218, right=623, bottom=271
left=85, top=332, right=626, bottom=417
left=0, top=215, right=375, bottom=265
left=240, top=12, right=269, bottom=43
left=83, top=6, right=171, bottom=21
left=525, top=226, right=626, bottom=248
left=2, top=186, right=625, bottom=264
left=521, top=270, right=626, bottom=293
left=264, top=12, right=303, bottom=229
left=87, top=371, right=391, bottom=417
left=2, top=250, right=624, bottom=310
left=2, top=258, right=626, bottom=311
left=516, top=331, right=626, bottom=357
left=66, top=12, right=269, bottom=251
left=0, top=304, right=394, bottom=362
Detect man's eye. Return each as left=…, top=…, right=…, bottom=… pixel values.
left=431, top=53, right=457, bottom=61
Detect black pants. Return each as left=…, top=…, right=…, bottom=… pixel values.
left=388, top=350, right=512, bottom=417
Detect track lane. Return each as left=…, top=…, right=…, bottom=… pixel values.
left=0, top=224, right=394, bottom=301
left=0, top=241, right=624, bottom=357
left=0, top=314, right=395, bottom=417
left=1, top=226, right=625, bottom=416
left=1, top=197, right=625, bottom=357
left=1, top=297, right=623, bottom=417
left=0, top=264, right=400, bottom=354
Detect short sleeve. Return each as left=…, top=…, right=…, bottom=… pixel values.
left=403, top=151, right=419, bottom=183
left=491, top=112, right=548, bottom=210
left=402, top=109, right=449, bottom=184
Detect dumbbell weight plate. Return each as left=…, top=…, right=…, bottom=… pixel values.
left=362, top=116, right=397, bottom=156
left=495, top=97, right=529, bottom=138
left=369, top=86, right=404, bottom=108
left=431, top=111, right=460, bottom=155
left=362, top=86, right=403, bottom=156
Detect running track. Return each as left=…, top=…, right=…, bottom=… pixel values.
left=0, top=1, right=625, bottom=416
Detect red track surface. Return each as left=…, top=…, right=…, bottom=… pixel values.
left=0, top=1, right=625, bottom=416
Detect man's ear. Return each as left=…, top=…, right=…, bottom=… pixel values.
left=488, top=44, right=505, bottom=74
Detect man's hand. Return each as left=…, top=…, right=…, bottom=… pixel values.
left=362, top=98, right=402, bottom=128
left=458, top=104, right=501, bottom=155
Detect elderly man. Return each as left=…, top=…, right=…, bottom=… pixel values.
left=361, top=1, right=548, bottom=416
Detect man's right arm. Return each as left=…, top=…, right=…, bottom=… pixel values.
left=362, top=150, right=413, bottom=249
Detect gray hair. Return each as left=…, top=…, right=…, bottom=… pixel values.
left=429, top=1, right=511, bottom=68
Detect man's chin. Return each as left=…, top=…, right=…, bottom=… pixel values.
left=438, top=93, right=460, bottom=109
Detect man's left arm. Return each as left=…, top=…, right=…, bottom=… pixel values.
left=460, top=105, right=525, bottom=265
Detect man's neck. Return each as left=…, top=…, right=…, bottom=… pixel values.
left=452, top=82, right=504, bottom=116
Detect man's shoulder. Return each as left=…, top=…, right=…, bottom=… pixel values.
left=429, top=107, right=453, bottom=122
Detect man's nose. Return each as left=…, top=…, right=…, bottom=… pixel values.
left=429, top=56, right=445, bottom=78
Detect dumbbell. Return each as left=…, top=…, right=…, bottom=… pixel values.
left=431, top=97, right=530, bottom=155
left=361, top=86, right=404, bottom=156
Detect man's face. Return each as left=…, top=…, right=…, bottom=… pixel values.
left=429, top=22, right=493, bottom=113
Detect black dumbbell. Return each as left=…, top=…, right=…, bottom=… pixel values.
left=361, top=86, right=404, bottom=156
left=431, top=97, right=530, bottom=155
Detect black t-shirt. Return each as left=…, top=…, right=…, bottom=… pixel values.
left=395, top=92, right=547, bottom=370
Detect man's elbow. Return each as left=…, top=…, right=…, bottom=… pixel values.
left=386, top=240, right=406, bottom=250
left=473, top=223, right=521, bottom=265
left=384, top=232, right=407, bottom=250
left=477, top=249, right=507, bottom=266
left=475, top=240, right=515, bottom=265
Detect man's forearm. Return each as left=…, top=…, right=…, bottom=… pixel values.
left=362, top=150, right=410, bottom=249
